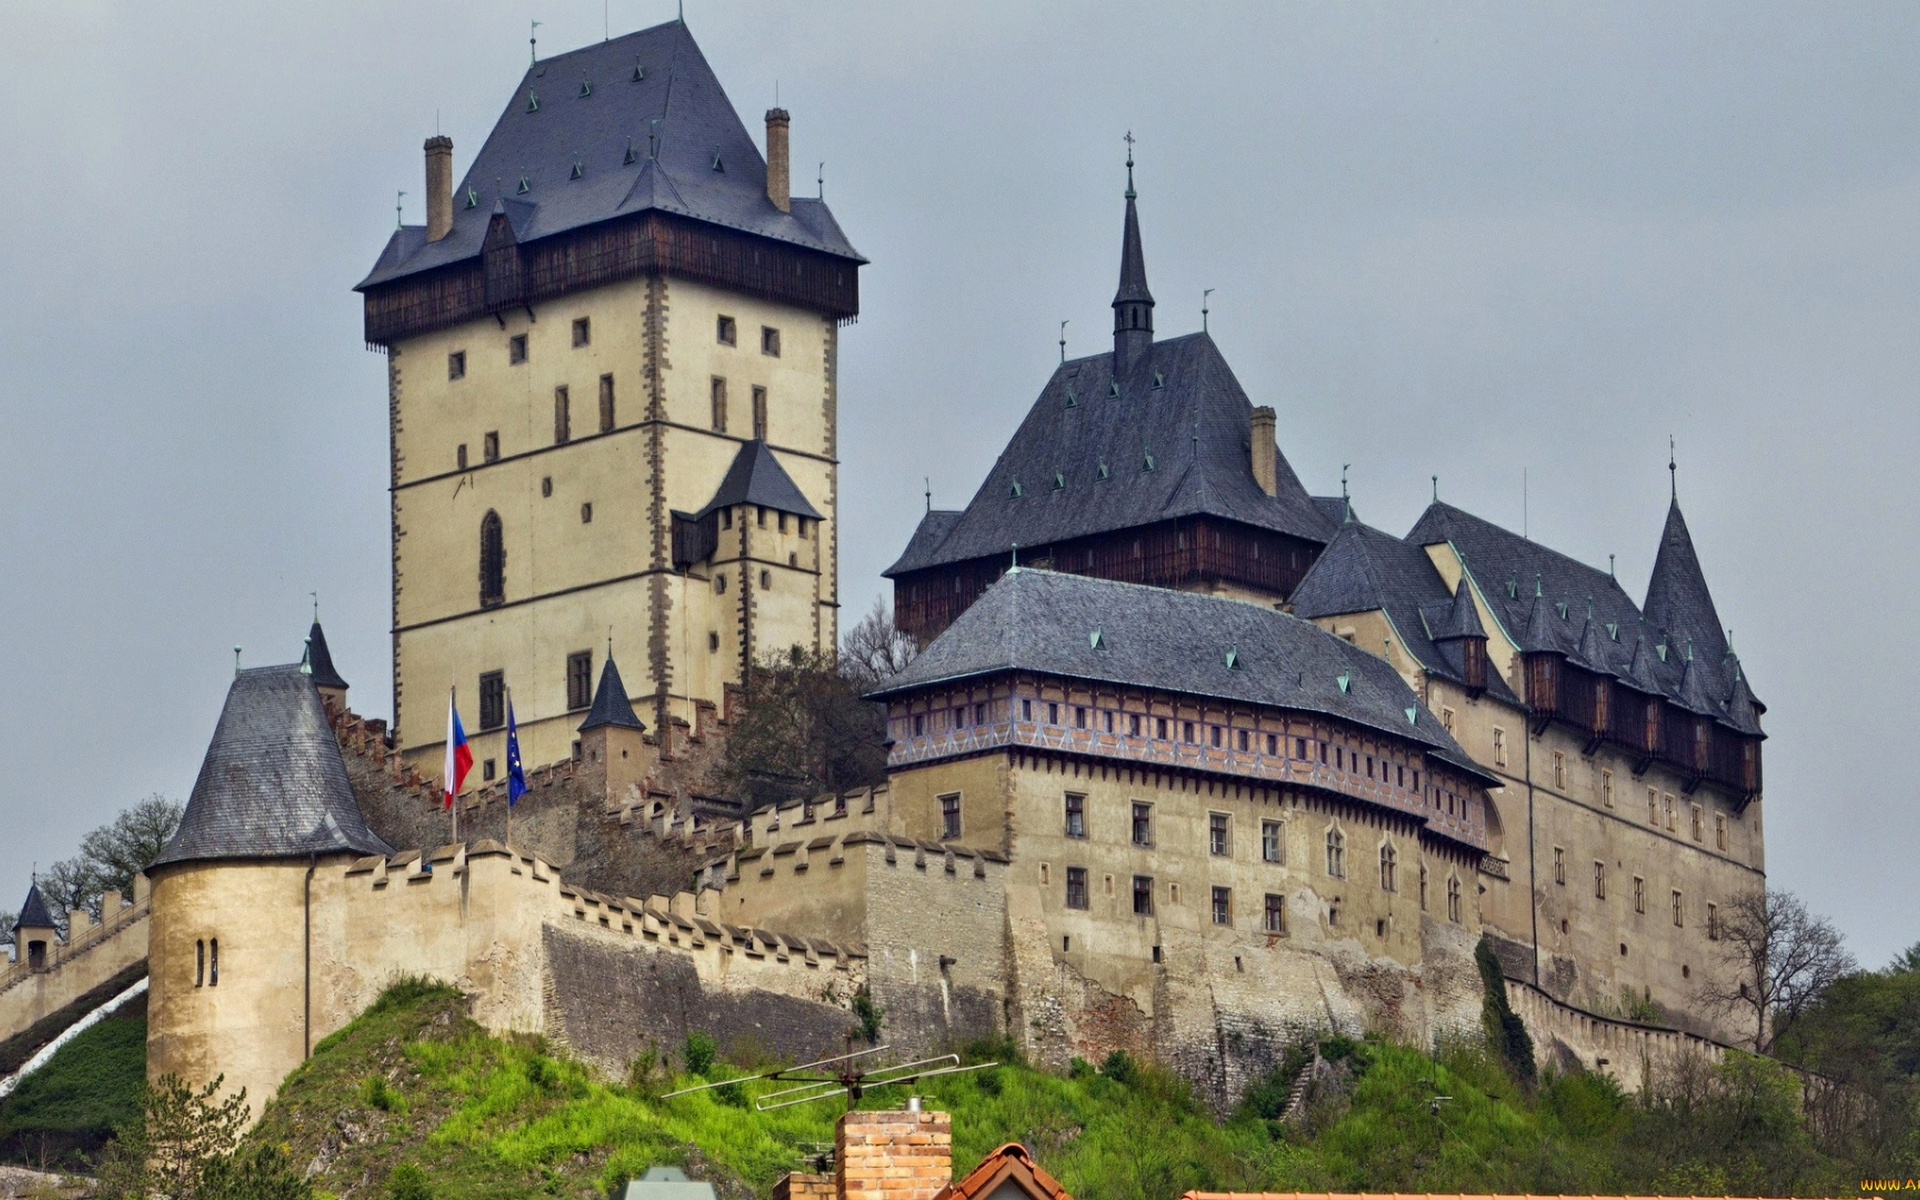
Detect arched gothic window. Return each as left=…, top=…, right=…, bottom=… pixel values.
left=480, top=511, right=505, bottom=607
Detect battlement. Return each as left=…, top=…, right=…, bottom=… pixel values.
left=0, top=880, right=152, bottom=1045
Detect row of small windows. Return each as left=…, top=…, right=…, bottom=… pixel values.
left=710, top=378, right=771, bottom=439
left=715, top=505, right=812, bottom=538
left=1049, top=868, right=1461, bottom=931
left=713, top=314, right=782, bottom=357
left=449, top=316, right=783, bottom=381
left=1478, top=724, right=1737, bottom=854
left=1551, top=846, right=1722, bottom=936
left=455, top=379, right=618, bottom=472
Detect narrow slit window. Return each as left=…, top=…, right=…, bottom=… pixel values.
left=571, top=317, right=591, bottom=347
left=208, top=938, right=219, bottom=986
left=554, top=386, right=571, bottom=444
left=599, top=374, right=616, bottom=432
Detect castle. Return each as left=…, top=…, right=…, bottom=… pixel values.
left=3, top=17, right=1763, bottom=1123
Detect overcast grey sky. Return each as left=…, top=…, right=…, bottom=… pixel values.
left=2, top=2, right=1914, bottom=966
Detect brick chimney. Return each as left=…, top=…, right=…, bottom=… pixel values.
left=425, top=135, right=454, bottom=242
left=765, top=109, right=791, bottom=213
left=835, top=1106, right=951, bottom=1200
left=1250, top=406, right=1278, bottom=497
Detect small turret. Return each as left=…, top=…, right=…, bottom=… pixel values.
left=577, top=655, right=651, bottom=804
left=303, top=617, right=350, bottom=711
left=11, top=882, right=57, bottom=970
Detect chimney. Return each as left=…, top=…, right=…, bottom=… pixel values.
left=765, top=108, right=791, bottom=213
left=835, top=1106, right=951, bottom=1200
left=1250, top=406, right=1278, bottom=497
left=425, top=135, right=454, bottom=241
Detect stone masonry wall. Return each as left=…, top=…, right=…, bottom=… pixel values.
left=0, top=884, right=150, bottom=1045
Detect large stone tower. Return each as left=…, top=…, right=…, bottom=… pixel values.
left=355, top=19, right=863, bottom=780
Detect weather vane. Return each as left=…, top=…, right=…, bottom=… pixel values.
left=530, top=19, right=542, bottom=64
left=1059, top=319, right=1069, bottom=362
left=1202, top=289, right=1213, bottom=333
left=395, top=190, right=406, bottom=230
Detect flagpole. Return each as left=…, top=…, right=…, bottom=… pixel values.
left=505, top=687, right=513, bottom=852
left=449, top=683, right=459, bottom=847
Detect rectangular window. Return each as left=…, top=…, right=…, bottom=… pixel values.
left=1441, top=707, right=1455, bottom=733
left=456, top=443, right=468, bottom=471
left=1132, top=875, right=1154, bottom=916
left=1066, top=867, right=1088, bottom=910
left=1325, top=828, right=1345, bottom=878
left=1593, top=861, right=1607, bottom=899
left=599, top=374, right=616, bottom=432
left=1022, top=699, right=1032, bottom=721
left=1064, top=793, right=1086, bottom=838
left=1208, top=813, right=1229, bottom=857
left=912, top=715, right=924, bottom=736
left=1602, top=769, right=1615, bottom=809
left=1379, top=842, right=1397, bottom=891
left=1634, top=876, right=1646, bottom=914
left=553, top=386, right=571, bottom=444
left=482, top=758, right=496, bottom=781
left=1553, top=846, right=1566, bottom=885
left=1491, top=727, right=1507, bottom=766
left=711, top=377, right=728, bottom=432
left=1446, top=876, right=1461, bottom=923
left=1649, top=788, right=1660, bottom=825
left=1075, top=706, right=1086, bottom=729
left=1156, top=717, right=1168, bottom=739
left=1237, top=728, right=1249, bottom=752
left=1211, top=725, right=1222, bottom=748
left=508, top=333, right=528, bottom=364
left=572, top=316, right=591, bottom=347
left=1211, top=886, right=1232, bottom=926
left=448, top=350, right=466, bottom=380
left=761, top=326, right=781, bottom=357
left=483, top=431, right=500, bottom=462
left=1129, top=714, right=1141, bottom=737
left=1691, top=805, right=1704, bottom=842
left=1264, top=893, right=1287, bottom=934
left=1707, top=902, right=1720, bottom=939
left=1715, top=813, right=1728, bottom=851
left=1262, top=820, right=1283, bottom=864
left=1671, top=889, right=1684, bottom=927
left=1296, top=737, right=1307, bottom=758
left=1048, top=703, right=1059, bottom=725
left=566, top=651, right=592, bottom=710
left=1184, top=721, right=1197, bottom=743
left=1266, top=733, right=1277, bottom=755
left=975, top=703, right=987, bottom=726
left=939, top=793, right=961, bottom=841
left=1664, top=794, right=1676, bottom=831
left=1552, top=751, right=1565, bottom=788
left=479, top=670, right=505, bottom=730
left=717, top=315, right=737, bottom=345
left=1419, top=863, right=1429, bottom=911
left=1131, top=803, right=1152, bottom=846
left=752, top=385, right=769, bottom=441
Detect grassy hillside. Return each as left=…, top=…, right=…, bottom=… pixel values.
left=249, top=981, right=1884, bottom=1200
left=0, top=997, right=146, bottom=1168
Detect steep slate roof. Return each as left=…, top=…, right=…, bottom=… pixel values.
left=579, top=656, right=646, bottom=732
left=1289, top=520, right=1518, bottom=704
left=304, top=620, right=349, bottom=691
left=696, top=440, right=821, bottom=520
left=884, top=333, right=1333, bottom=576
left=357, top=20, right=862, bottom=293
left=871, top=569, right=1497, bottom=783
left=153, top=666, right=393, bottom=869
left=12, top=883, right=55, bottom=933
left=1406, top=500, right=1757, bottom=732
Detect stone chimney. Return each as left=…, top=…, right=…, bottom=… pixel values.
left=835, top=1107, right=951, bottom=1200
left=765, top=109, right=791, bottom=213
left=425, top=135, right=454, bottom=242
left=1249, top=406, right=1278, bottom=497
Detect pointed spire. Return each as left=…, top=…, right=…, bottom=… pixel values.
left=578, top=655, right=646, bottom=732
left=1111, top=133, right=1155, bottom=370
left=1722, top=657, right=1763, bottom=733
left=1644, top=495, right=1728, bottom=668
left=13, top=882, right=55, bottom=934
left=305, top=620, right=350, bottom=692
left=1621, top=634, right=1665, bottom=694
left=1431, top=577, right=1486, bottom=642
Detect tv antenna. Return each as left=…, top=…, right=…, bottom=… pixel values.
left=662, top=1044, right=997, bottom=1113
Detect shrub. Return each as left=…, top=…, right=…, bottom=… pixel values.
left=851, top=987, right=885, bottom=1044
left=1475, top=936, right=1536, bottom=1086
left=1068, top=1057, right=1094, bottom=1080
left=682, top=1031, right=717, bottom=1077
left=1099, top=1050, right=1137, bottom=1085
left=386, top=1162, right=432, bottom=1200
left=367, top=976, right=460, bottom=1017
left=359, top=1074, right=406, bottom=1114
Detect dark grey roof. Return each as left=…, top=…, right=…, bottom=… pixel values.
left=153, top=666, right=393, bottom=869
left=893, top=509, right=963, bottom=571
left=1311, top=495, right=1354, bottom=527
left=871, top=568, right=1497, bottom=783
left=304, top=620, right=349, bottom=691
left=697, top=440, right=821, bottom=520
left=1113, top=186, right=1153, bottom=308
left=13, top=882, right=55, bottom=932
left=1430, top=578, right=1487, bottom=642
left=357, top=20, right=862, bottom=293
left=1407, top=499, right=1757, bottom=732
left=1290, top=519, right=1519, bottom=704
left=883, top=333, right=1334, bottom=576
left=579, top=656, right=646, bottom=732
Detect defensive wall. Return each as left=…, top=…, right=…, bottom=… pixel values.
left=0, top=882, right=151, bottom=1045
left=1504, top=977, right=1730, bottom=1094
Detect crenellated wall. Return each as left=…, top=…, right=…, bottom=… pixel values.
left=1504, top=977, right=1730, bottom=1094
left=0, top=881, right=151, bottom=1045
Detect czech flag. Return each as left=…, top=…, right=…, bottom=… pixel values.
left=505, top=698, right=528, bottom=807
left=443, top=690, right=472, bottom=809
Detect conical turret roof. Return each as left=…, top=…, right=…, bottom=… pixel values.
left=151, top=665, right=393, bottom=869
left=1430, top=578, right=1486, bottom=642
left=578, top=656, right=646, bottom=732
left=12, top=882, right=55, bottom=933
left=1113, top=188, right=1154, bottom=309
left=1644, top=499, right=1728, bottom=670
left=305, top=620, right=349, bottom=691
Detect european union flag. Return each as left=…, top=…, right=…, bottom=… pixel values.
left=505, top=698, right=528, bottom=806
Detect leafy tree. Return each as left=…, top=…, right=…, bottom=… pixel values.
left=720, top=645, right=887, bottom=811
left=32, top=795, right=183, bottom=937
left=0, top=909, right=13, bottom=950
left=1696, top=888, right=1855, bottom=1053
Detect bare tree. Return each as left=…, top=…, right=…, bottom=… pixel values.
left=23, top=795, right=182, bottom=937
left=1698, top=888, right=1855, bottom=1053
left=840, top=595, right=917, bottom=688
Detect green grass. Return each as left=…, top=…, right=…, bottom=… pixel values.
left=251, top=982, right=1880, bottom=1200
left=0, top=1004, right=147, bottom=1168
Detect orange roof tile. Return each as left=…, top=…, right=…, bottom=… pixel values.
left=938, top=1144, right=1075, bottom=1200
